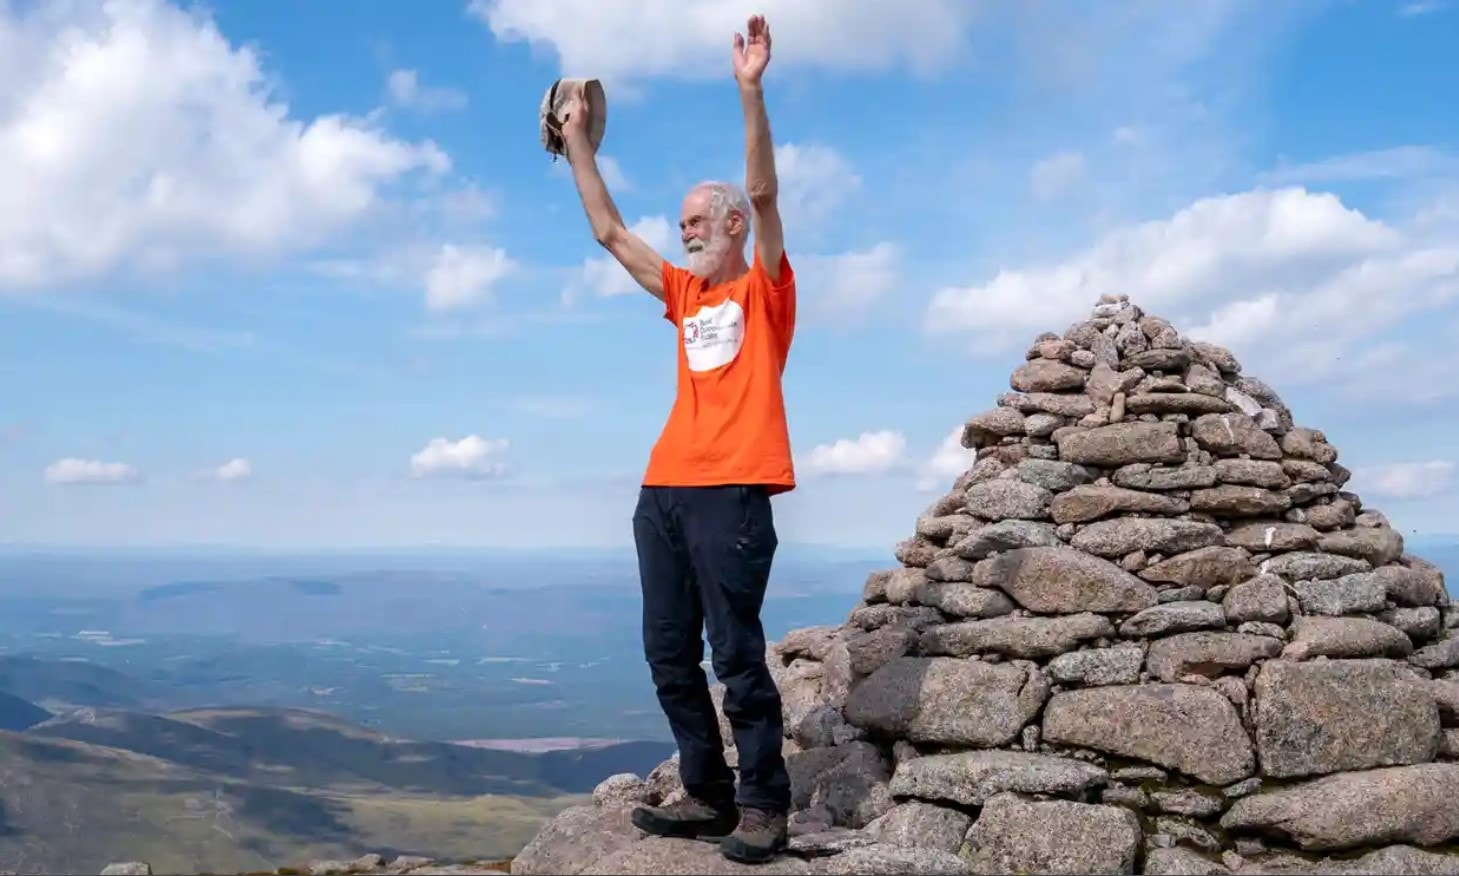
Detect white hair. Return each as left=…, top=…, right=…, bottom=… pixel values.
left=693, top=180, right=751, bottom=239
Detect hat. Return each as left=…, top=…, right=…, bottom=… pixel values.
left=540, top=78, right=607, bottom=161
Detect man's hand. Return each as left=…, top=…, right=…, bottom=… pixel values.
left=732, top=15, right=772, bottom=85
left=559, top=87, right=594, bottom=160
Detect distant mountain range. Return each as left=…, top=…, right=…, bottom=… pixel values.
left=0, top=657, right=672, bottom=876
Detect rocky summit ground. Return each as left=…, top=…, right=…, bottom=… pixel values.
left=102, top=297, right=1459, bottom=874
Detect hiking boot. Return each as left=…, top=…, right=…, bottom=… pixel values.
left=719, top=806, right=788, bottom=864
left=631, top=795, right=739, bottom=841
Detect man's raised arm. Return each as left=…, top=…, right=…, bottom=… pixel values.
left=733, top=15, right=784, bottom=283
left=561, top=91, right=668, bottom=302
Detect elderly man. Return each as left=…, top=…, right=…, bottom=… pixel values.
left=556, top=13, right=795, bottom=865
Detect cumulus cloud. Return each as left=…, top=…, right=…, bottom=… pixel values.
left=1356, top=460, right=1456, bottom=501
left=0, top=0, right=449, bottom=289
left=800, top=430, right=907, bottom=476
left=424, top=244, right=516, bottom=311
left=470, top=0, right=978, bottom=86
left=44, top=457, right=139, bottom=484
left=799, top=243, right=900, bottom=322
left=385, top=68, right=468, bottom=112
left=214, top=458, right=252, bottom=482
left=924, top=186, right=1459, bottom=395
left=773, top=142, right=861, bottom=229
left=409, top=435, right=511, bottom=479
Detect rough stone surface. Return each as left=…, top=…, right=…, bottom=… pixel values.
left=502, top=297, right=1459, bottom=876
left=961, top=794, right=1141, bottom=876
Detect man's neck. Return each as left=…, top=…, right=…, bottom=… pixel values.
left=702, top=254, right=750, bottom=287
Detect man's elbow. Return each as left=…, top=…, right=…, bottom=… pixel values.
left=746, top=180, right=778, bottom=209
left=593, top=222, right=624, bottom=250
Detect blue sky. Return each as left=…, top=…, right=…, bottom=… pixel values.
left=2, top=0, right=1457, bottom=549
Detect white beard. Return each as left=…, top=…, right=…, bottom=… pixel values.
left=685, top=234, right=731, bottom=278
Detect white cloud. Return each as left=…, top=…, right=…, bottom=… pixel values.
left=1356, top=461, right=1456, bottom=501
left=385, top=68, right=468, bottom=112
left=1029, top=151, right=1087, bottom=201
left=424, top=244, right=516, bottom=311
left=916, top=426, right=977, bottom=492
left=472, top=0, right=978, bottom=86
left=924, top=186, right=1459, bottom=396
left=774, top=142, right=861, bottom=229
left=409, top=435, right=511, bottom=479
left=1260, top=146, right=1459, bottom=186
left=44, top=457, right=139, bottom=485
left=799, top=243, right=900, bottom=322
left=564, top=215, right=676, bottom=303
left=214, top=458, right=252, bottom=482
left=801, top=430, right=907, bottom=476
left=0, top=0, right=449, bottom=289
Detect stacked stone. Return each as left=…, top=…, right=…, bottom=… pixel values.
left=513, top=296, right=1459, bottom=876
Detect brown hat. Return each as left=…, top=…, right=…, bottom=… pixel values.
left=540, top=78, right=607, bottom=161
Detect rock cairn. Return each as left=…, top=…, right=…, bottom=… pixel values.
left=514, top=295, right=1459, bottom=876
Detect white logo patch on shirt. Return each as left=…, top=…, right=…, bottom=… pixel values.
left=682, top=299, right=746, bottom=372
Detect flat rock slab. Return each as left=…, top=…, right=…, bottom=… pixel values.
left=1119, top=601, right=1226, bottom=637
left=1261, top=551, right=1370, bottom=581
left=1282, top=616, right=1414, bottom=660
left=964, top=479, right=1054, bottom=521
left=1049, top=644, right=1145, bottom=686
left=1042, top=683, right=1255, bottom=785
left=806, top=844, right=972, bottom=875
left=1253, top=659, right=1440, bottom=779
left=1293, top=573, right=1386, bottom=616
left=972, top=546, right=1158, bottom=613
left=843, top=657, right=1048, bottom=747
left=889, top=750, right=1109, bottom=806
left=513, top=805, right=641, bottom=876
left=1049, top=485, right=1188, bottom=524
left=1113, top=463, right=1217, bottom=491
left=920, top=613, right=1113, bottom=659
left=1140, top=546, right=1258, bottom=591
left=1221, top=763, right=1459, bottom=851
left=960, top=793, right=1141, bottom=876
left=1226, top=522, right=1319, bottom=552
left=1191, top=413, right=1282, bottom=459
left=1221, top=574, right=1289, bottom=624
left=1146, top=631, right=1283, bottom=683
left=917, top=582, right=1015, bottom=619
left=863, top=801, right=972, bottom=853
left=1232, top=845, right=1459, bottom=875
left=1055, top=421, right=1186, bottom=467
left=1071, top=518, right=1226, bottom=558
left=580, top=836, right=816, bottom=875
left=952, top=519, right=1063, bottom=560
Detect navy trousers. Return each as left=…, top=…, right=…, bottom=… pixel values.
left=632, top=484, right=792, bottom=813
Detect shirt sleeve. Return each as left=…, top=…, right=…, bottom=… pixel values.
left=661, top=259, right=694, bottom=326
left=752, top=250, right=796, bottom=331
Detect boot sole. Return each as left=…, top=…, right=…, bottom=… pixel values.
left=630, top=807, right=737, bottom=842
left=719, top=836, right=786, bottom=865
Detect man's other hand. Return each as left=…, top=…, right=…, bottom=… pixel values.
left=732, top=15, right=772, bottom=85
left=561, top=86, right=593, bottom=157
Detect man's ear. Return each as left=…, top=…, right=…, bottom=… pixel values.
left=729, top=210, right=748, bottom=237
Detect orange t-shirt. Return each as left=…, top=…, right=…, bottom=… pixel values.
left=641, top=250, right=797, bottom=494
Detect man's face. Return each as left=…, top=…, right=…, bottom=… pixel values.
left=680, top=188, right=733, bottom=278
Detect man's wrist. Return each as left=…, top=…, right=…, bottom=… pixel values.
left=736, top=79, right=765, bottom=97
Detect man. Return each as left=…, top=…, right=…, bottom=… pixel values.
left=556, top=13, right=795, bottom=866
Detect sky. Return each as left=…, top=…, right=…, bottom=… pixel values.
left=2, top=0, right=1457, bottom=550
